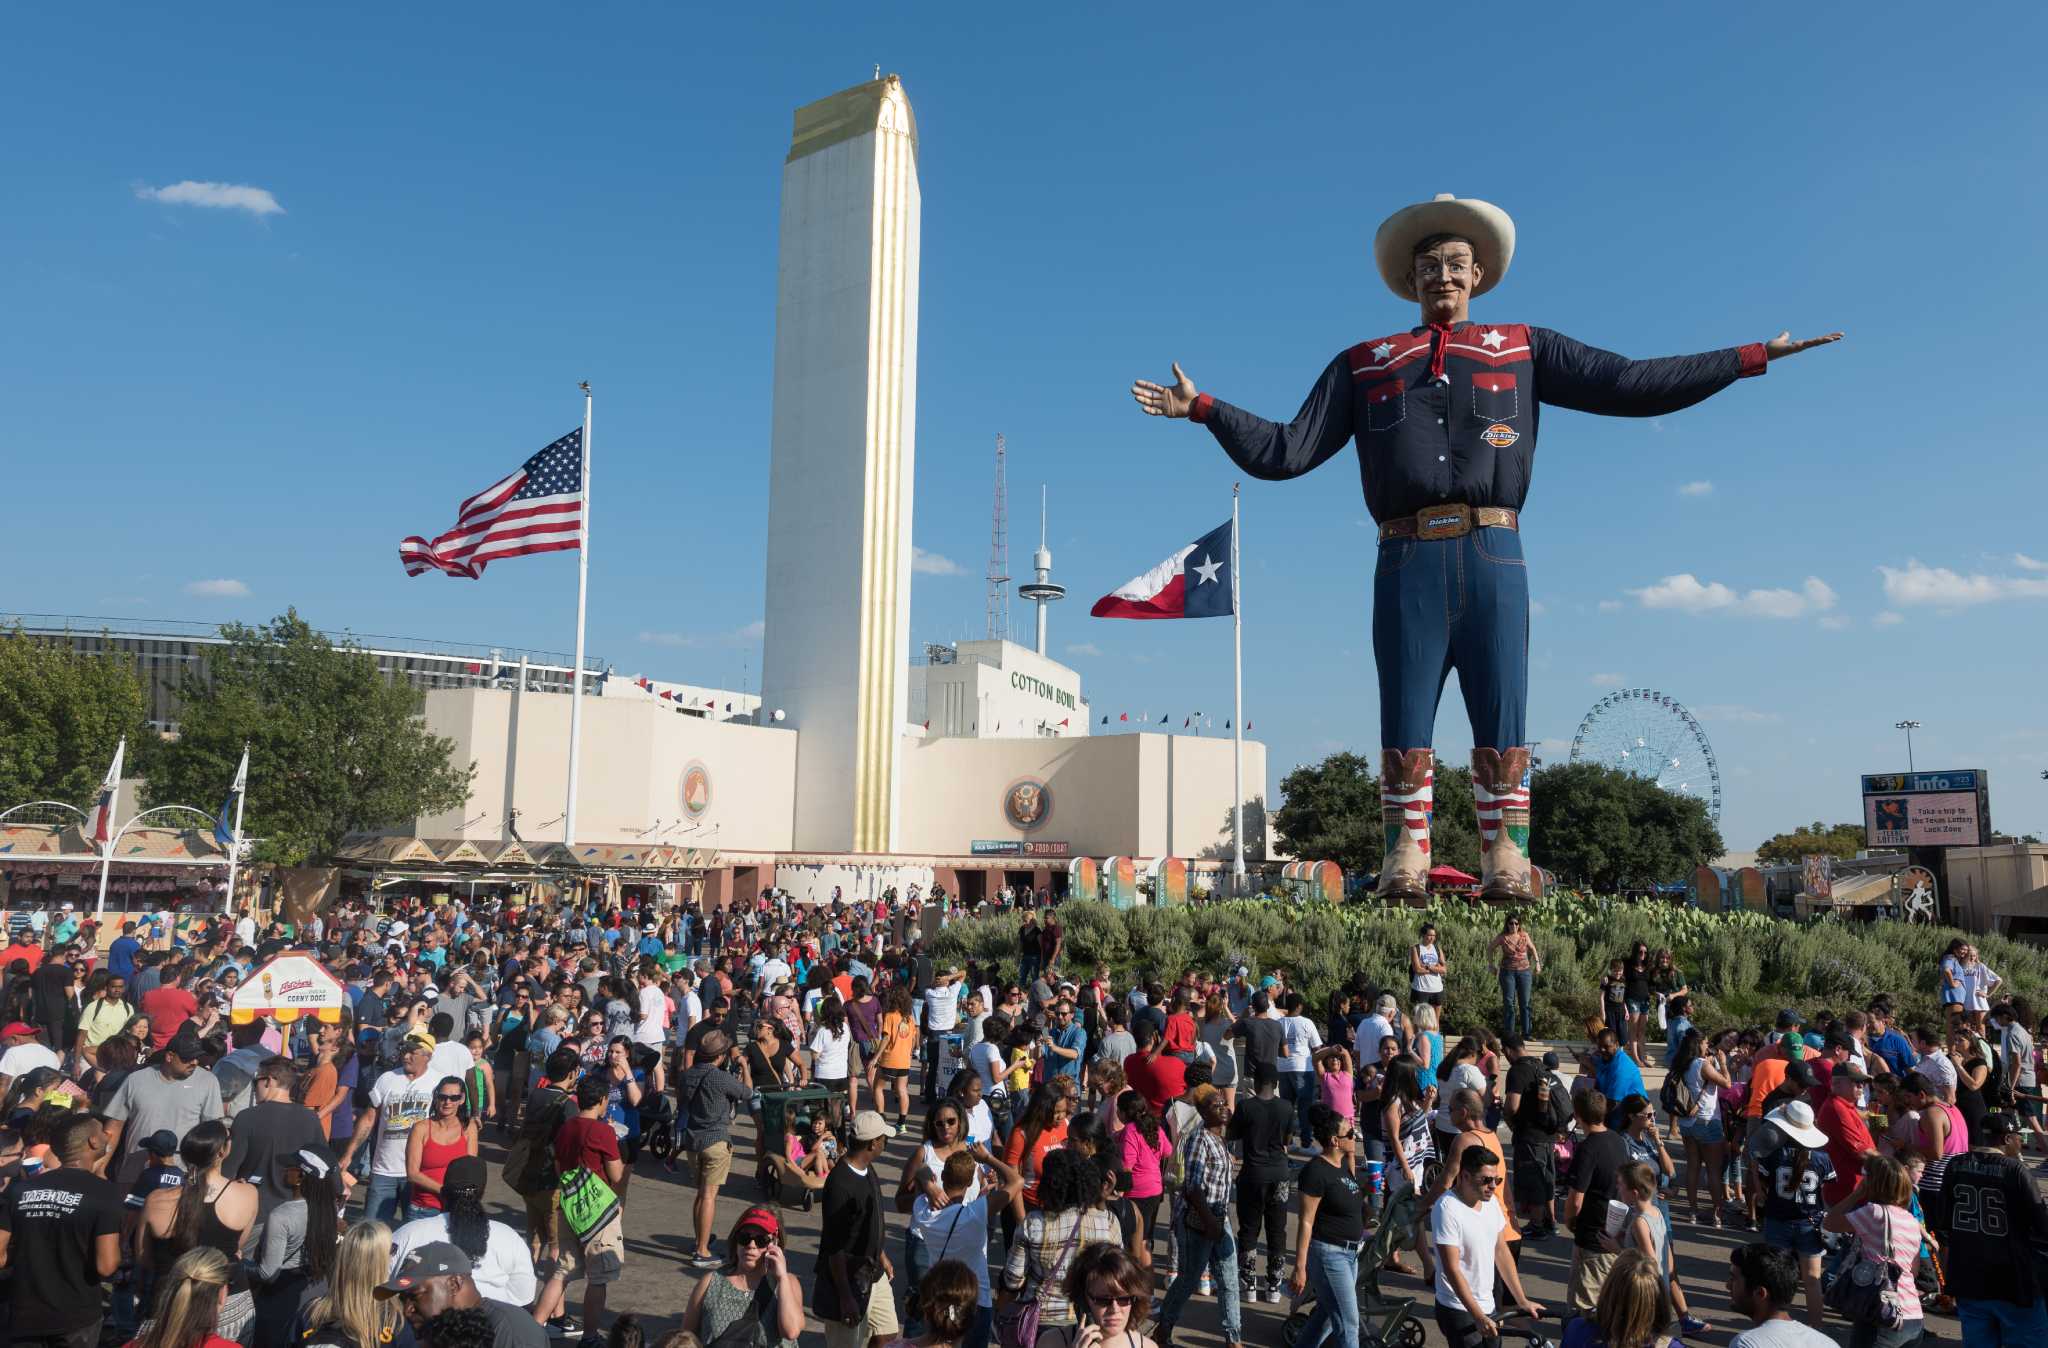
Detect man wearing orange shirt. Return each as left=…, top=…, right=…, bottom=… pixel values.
left=1745, top=1011, right=1808, bottom=1119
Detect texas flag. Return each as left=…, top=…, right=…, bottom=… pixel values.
left=1090, top=519, right=1234, bottom=620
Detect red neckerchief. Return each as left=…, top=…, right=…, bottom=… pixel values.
left=1427, top=322, right=1455, bottom=383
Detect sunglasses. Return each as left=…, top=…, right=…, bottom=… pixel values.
left=1088, top=1293, right=1138, bottom=1309
left=735, top=1231, right=774, bottom=1248
left=1472, top=1174, right=1503, bottom=1188
left=435, top=1093, right=464, bottom=1103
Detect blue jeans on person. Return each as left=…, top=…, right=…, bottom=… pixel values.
left=1285, top=1070, right=1318, bottom=1145
left=1373, top=527, right=1527, bottom=751
left=1500, top=969, right=1533, bottom=1036
left=363, top=1172, right=408, bottom=1225
left=1154, top=1209, right=1241, bottom=1343
left=1957, top=1296, right=2048, bottom=1345
left=1295, top=1237, right=1361, bottom=1348
left=903, top=1229, right=930, bottom=1334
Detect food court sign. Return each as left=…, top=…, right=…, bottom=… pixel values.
left=1860, top=769, right=1991, bottom=848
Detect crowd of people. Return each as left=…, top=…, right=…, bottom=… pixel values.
left=0, top=889, right=2039, bottom=1348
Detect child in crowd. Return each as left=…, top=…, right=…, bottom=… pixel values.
left=1314, top=1044, right=1356, bottom=1128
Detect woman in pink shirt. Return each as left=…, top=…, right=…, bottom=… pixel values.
left=1115, top=1090, right=1173, bottom=1271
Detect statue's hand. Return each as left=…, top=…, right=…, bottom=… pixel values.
left=1131, top=362, right=1199, bottom=418
left=1764, top=330, right=1843, bottom=361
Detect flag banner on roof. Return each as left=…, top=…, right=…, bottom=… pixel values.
left=213, top=747, right=248, bottom=850
left=1090, top=519, right=1234, bottom=620
left=400, top=428, right=584, bottom=579
left=85, top=739, right=125, bottom=849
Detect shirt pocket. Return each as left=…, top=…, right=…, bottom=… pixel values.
left=1362, top=379, right=1406, bottom=433
left=1470, top=371, right=1519, bottom=422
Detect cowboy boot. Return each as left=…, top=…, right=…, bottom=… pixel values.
left=1473, top=746, right=1534, bottom=901
left=1375, top=749, right=1433, bottom=902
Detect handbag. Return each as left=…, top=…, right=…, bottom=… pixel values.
left=997, top=1211, right=1083, bottom=1348
left=1825, top=1208, right=1907, bottom=1329
left=706, top=1274, right=781, bottom=1348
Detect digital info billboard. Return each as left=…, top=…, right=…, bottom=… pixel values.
left=1860, top=769, right=1991, bottom=848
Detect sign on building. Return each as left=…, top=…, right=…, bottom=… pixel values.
left=1860, top=769, right=1991, bottom=848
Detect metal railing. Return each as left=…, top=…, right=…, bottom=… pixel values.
left=1, top=612, right=603, bottom=672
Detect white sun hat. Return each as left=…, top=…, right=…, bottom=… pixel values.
left=1373, top=193, right=1516, bottom=301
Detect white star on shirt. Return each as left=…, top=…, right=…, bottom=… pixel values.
left=1480, top=329, right=1506, bottom=350
left=1372, top=342, right=1394, bottom=360
left=1192, top=553, right=1222, bottom=585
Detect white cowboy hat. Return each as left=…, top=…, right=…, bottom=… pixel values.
left=1372, top=193, right=1516, bottom=301
left=1764, top=1099, right=1830, bottom=1149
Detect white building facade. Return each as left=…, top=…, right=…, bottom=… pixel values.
left=909, top=639, right=1090, bottom=739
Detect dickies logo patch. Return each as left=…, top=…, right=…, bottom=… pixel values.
left=1481, top=423, right=1519, bottom=448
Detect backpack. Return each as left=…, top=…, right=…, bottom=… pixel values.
left=504, top=1088, right=570, bottom=1197
left=1538, top=1071, right=1571, bottom=1135
left=1660, top=1067, right=1695, bottom=1120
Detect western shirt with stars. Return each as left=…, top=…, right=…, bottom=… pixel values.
left=1189, top=320, right=1767, bottom=524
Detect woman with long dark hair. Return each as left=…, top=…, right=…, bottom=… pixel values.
left=142, top=1120, right=256, bottom=1341
left=1115, top=1090, right=1171, bottom=1271
left=249, top=1144, right=342, bottom=1348
left=388, top=1155, right=536, bottom=1306
left=808, top=994, right=854, bottom=1127
left=404, top=1075, right=478, bottom=1221
left=1378, top=1056, right=1432, bottom=1278
left=90, top=1031, right=141, bottom=1112
left=1001, top=1079, right=1077, bottom=1248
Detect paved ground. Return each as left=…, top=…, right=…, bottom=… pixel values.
left=468, top=1110, right=1971, bottom=1347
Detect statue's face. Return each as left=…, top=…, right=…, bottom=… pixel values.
left=1413, top=239, right=1482, bottom=320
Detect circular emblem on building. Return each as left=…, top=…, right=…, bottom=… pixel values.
left=680, top=760, right=712, bottom=820
left=1002, top=777, right=1051, bottom=832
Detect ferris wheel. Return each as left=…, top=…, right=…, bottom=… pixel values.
left=1570, top=687, right=1722, bottom=822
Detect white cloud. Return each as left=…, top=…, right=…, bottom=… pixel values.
left=2015, top=553, right=2048, bottom=572
left=1873, top=611, right=1904, bottom=627
left=1879, top=558, right=2048, bottom=607
left=183, top=578, right=249, bottom=597
left=1678, top=480, right=1714, bottom=497
left=1529, top=599, right=1548, bottom=617
left=1696, top=704, right=1782, bottom=724
left=1626, top=573, right=1837, bottom=619
left=1818, top=614, right=1852, bottom=631
left=638, top=620, right=763, bottom=649
left=1064, top=642, right=1102, bottom=658
left=135, top=180, right=284, bottom=216
left=1590, top=672, right=1624, bottom=687
left=1596, top=599, right=1624, bottom=613
left=910, top=546, right=967, bottom=577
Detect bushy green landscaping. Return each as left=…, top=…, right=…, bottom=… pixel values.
left=930, top=897, right=2048, bottom=1042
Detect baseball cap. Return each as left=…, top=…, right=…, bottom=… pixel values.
left=166, top=1026, right=206, bottom=1061
left=851, top=1110, right=897, bottom=1142
left=732, top=1205, right=781, bottom=1239
left=1785, top=1059, right=1817, bottom=1089
left=1775, top=1008, right=1805, bottom=1029
left=443, top=1155, right=487, bottom=1192
left=0, top=1023, right=33, bottom=1039
left=403, top=1031, right=436, bottom=1053
left=140, top=1129, right=180, bottom=1156
left=375, top=1242, right=473, bottom=1297
left=1259, top=976, right=1280, bottom=989
left=1836, top=1061, right=1873, bottom=1084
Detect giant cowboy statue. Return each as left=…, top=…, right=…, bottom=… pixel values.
left=1131, top=194, right=1840, bottom=903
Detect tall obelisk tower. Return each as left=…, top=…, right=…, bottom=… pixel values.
left=761, top=75, right=920, bottom=853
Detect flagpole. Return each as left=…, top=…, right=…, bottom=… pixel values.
left=565, top=382, right=592, bottom=846
left=1231, top=484, right=1247, bottom=891
left=224, top=745, right=249, bottom=915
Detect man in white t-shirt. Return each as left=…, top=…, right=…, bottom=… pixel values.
left=670, top=971, right=704, bottom=1049
left=920, top=968, right=966, bottom=1102
left=910, top=1144, right=1023, bottom=1329
left=633, top=964, right=669, bottom=1049
left=342, top=1034, right=439, bottom=1224
left=1354, top=995, right=1400, bottom=1068
left=1431, top=1145, right=1542, bottom=1346
left=756, top=954, right=792, bottom=995
left=0, top=1021, right=60, bottom=1094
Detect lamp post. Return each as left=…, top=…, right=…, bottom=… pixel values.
left=1894, top=720, right=1921, bottom=773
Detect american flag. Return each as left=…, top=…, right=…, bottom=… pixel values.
left=400, top=429, right=584, bottom=579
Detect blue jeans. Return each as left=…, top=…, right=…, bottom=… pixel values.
left=1155, top=1210, right=1241, bottom=1343
left=1958, top=1296, right=2048, bottom=1345
left=1296, top=1238, right=1361, bottom=1348
left=363, top=1172, right=408, bottom=1225
left=1373, top=527, right=1527, bottom=751
left=1500, top=968, right=1533, bottom=1036
left=1284, top=1070, right=1318, bottom=1145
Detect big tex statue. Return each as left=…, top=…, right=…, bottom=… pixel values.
left=1133, top=195, right=1838, bottom=902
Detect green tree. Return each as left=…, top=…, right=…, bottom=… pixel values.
left=144, top=611, right=474, bottom=864
left=1269, top=751, right=1481, bottom=879
left=0, top=627, right=152, bottom=809
left=1529, top=761, right=1722, bottom=891
left=1755, top=820, right=1867, bottom=865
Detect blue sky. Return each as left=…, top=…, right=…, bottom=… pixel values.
left=7, top=7, right=2047, bottom=852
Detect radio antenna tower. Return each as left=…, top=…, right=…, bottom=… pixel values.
left=985, top=433, right=1011, bottom=641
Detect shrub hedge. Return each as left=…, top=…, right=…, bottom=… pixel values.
left=929, top=896, right=2048, bottom=1042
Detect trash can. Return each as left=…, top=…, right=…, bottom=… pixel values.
left=756, top=1086, right=834, bottom=1200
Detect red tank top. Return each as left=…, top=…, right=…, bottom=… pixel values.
left=414, top=1129, right=470, bottom=1209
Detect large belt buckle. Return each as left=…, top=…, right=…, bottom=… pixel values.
left=1415, top=503, right=1471, bottom=540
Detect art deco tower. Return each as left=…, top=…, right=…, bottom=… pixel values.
left=760, top=75, right=921, bottom=853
